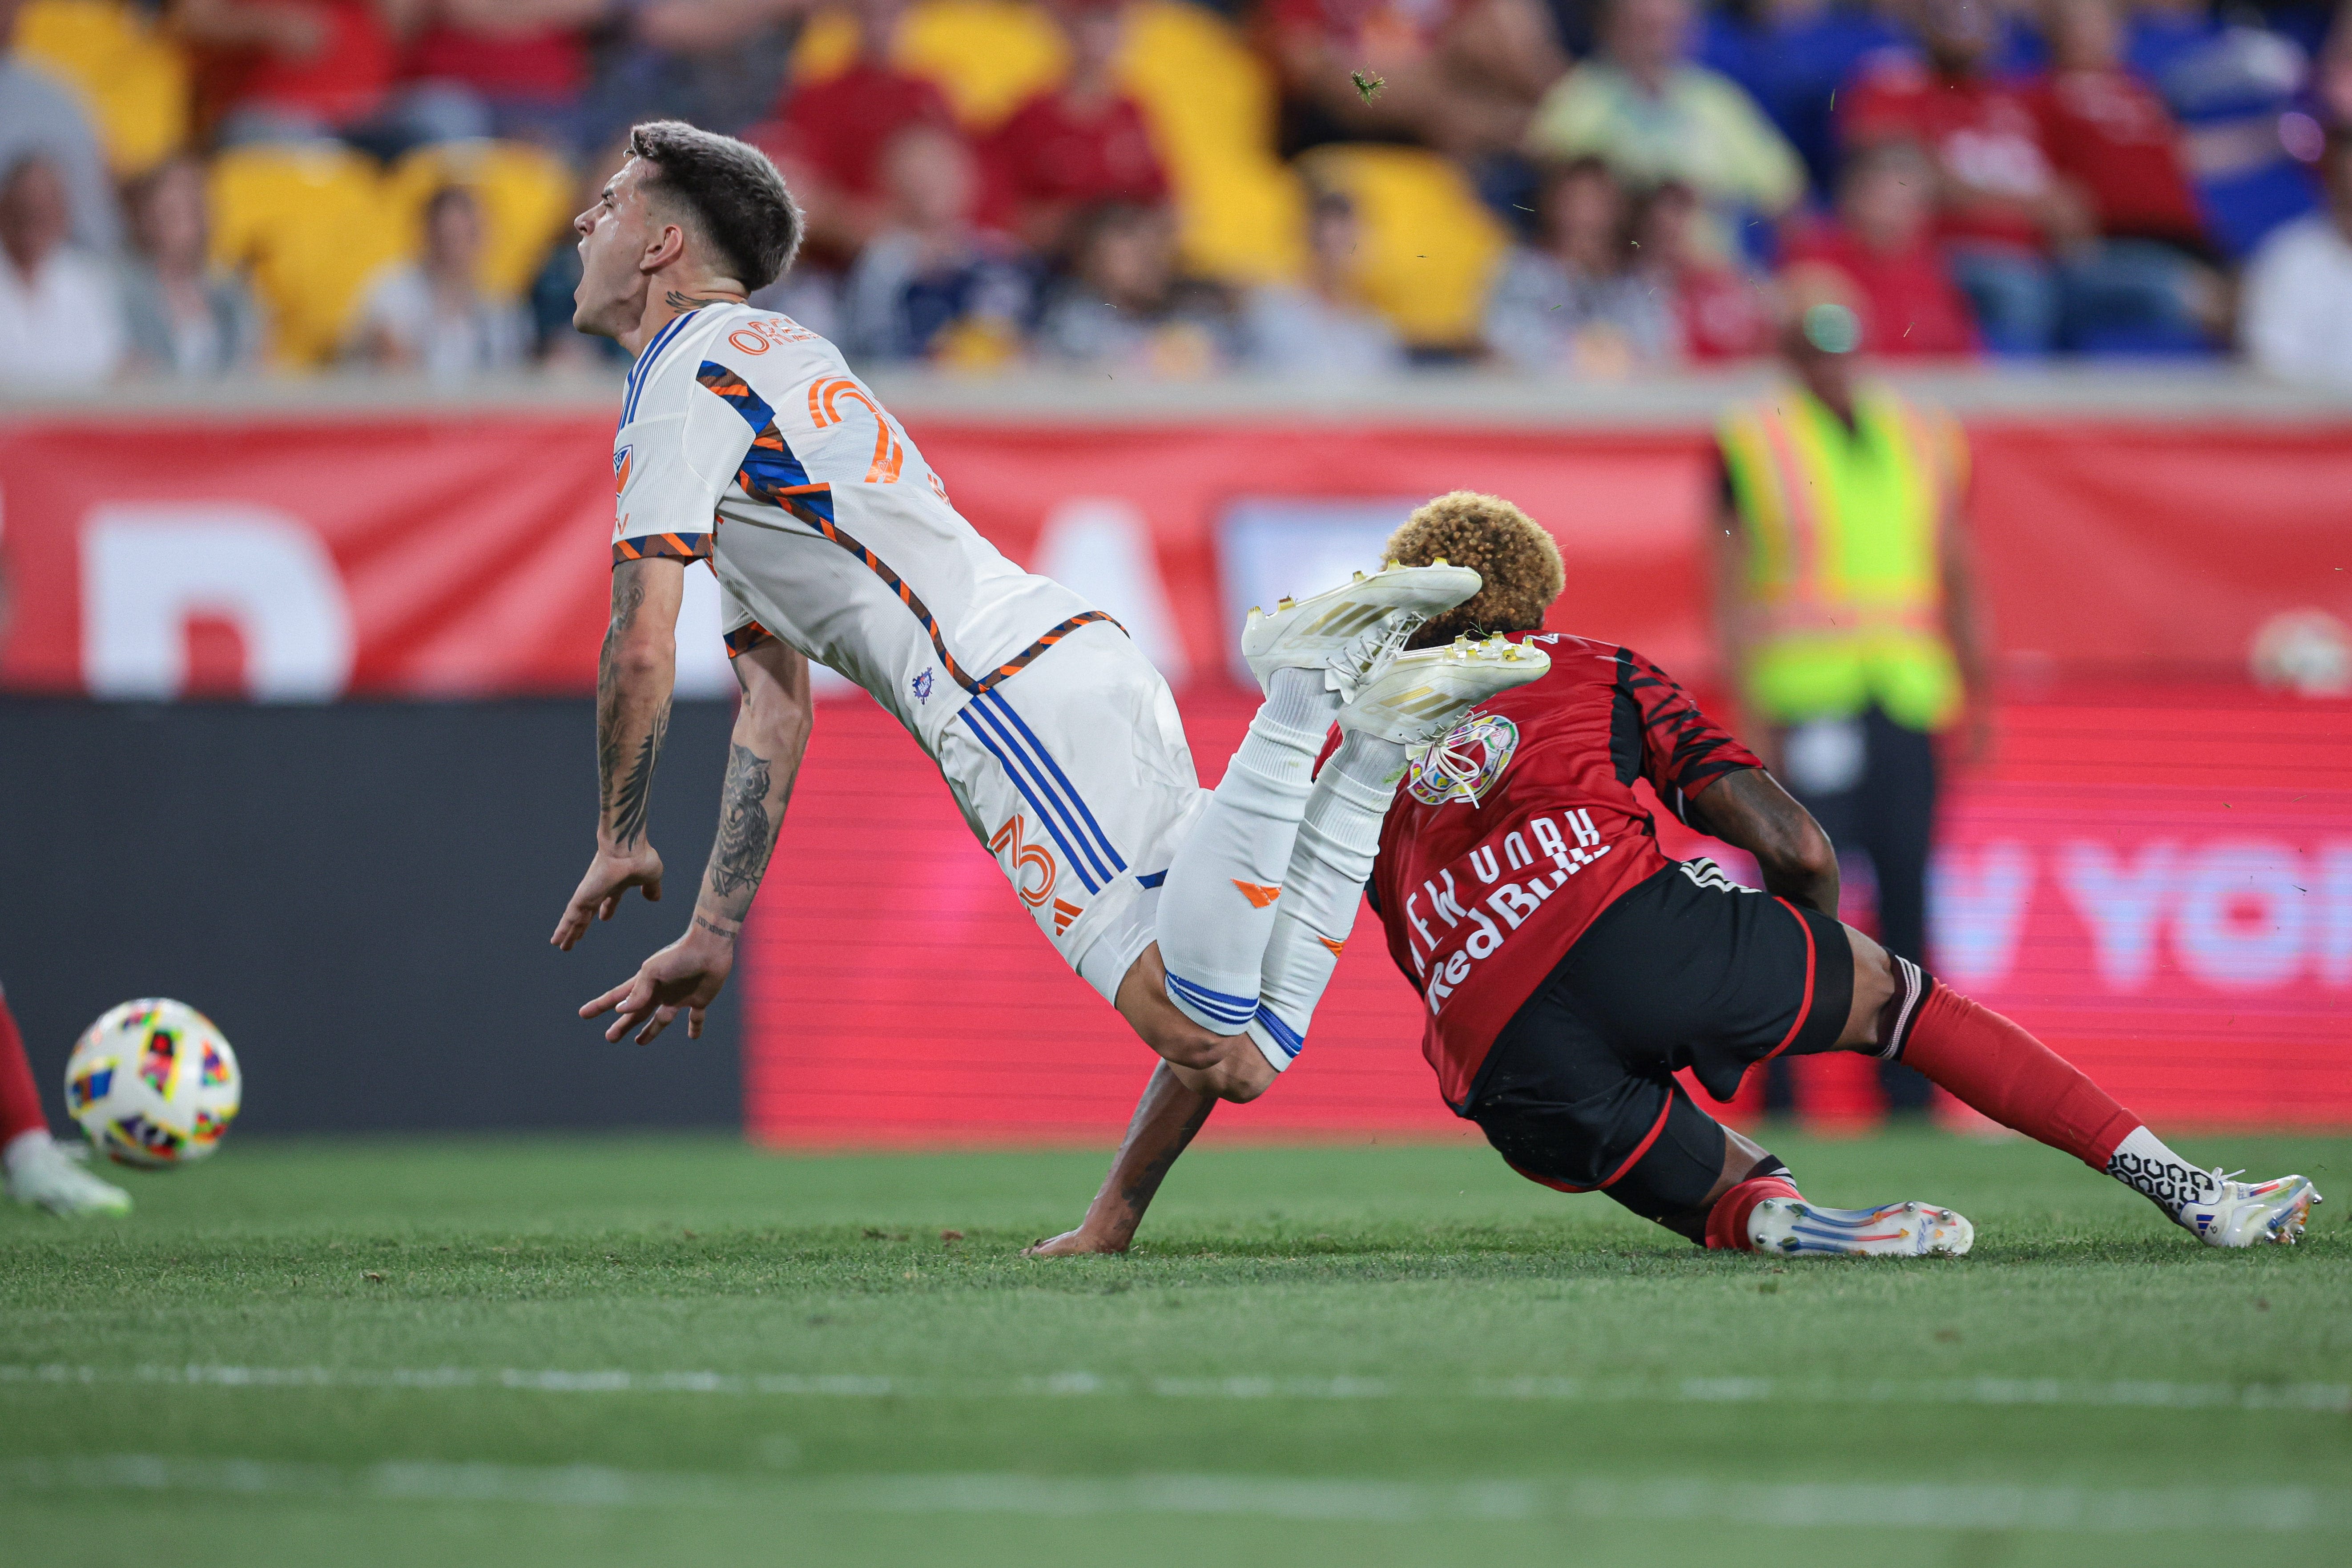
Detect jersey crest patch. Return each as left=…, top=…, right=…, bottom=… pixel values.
left=1406, top=713, right=1520, bottom=806
left=912, top=669, right=934, bottom=704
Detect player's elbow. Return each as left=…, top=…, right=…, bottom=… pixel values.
left=607, top=635, right=674, bottom=687
left=1761, top=814, right=1837, bottom=888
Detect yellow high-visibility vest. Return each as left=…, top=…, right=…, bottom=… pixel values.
left=1719, top=384, right=1966, bottom=732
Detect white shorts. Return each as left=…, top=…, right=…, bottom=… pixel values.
left=934, top=620, right=1209, bottom=1004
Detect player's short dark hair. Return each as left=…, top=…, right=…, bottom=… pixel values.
left=1385, top=492, right=1565, bottom=649
left=626, top=120, right=802, bottom=291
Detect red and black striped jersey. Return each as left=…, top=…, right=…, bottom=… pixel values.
left=1366, top=633, right=1760, bottom=1109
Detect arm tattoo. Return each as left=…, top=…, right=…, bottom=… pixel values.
left=1116, top=1095, right=1214, bottom=1218
left=607, top=711, right=666, bottom=849
left=705, top=743, right=781, bottom=907
left=596, top=569, right=664, bottom=847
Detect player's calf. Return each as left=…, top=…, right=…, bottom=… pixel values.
left=1837, top=931, right=2323, bottom=1248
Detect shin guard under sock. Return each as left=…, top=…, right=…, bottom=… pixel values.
left=1248, top=731, right=1410, bottom=1068
left=1158, top=669, right=1341, bottom=1031
left=1899, top=985, right=2141, bottom=1169
left=0, top=993, right=48, bottom=1146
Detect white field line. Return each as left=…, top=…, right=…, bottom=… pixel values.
left=3, top=1362, right=2348, bottom=1413
left=0, top=1455, right=2347, bottom=1533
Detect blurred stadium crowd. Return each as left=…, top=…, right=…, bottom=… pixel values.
left=0, top=0, right=2348, bottom=387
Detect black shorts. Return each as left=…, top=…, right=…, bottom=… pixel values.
left=1465, top=860, right=1853, bottom=1197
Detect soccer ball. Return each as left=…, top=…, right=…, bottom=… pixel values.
left=63, top=999, right=241, bottom=1168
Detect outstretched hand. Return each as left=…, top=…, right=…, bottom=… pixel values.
left=580, top=924, right=733, bottom=1044
left=552, top=846, right=665, bottom=950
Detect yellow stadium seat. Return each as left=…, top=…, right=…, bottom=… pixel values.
left=1116, top=0, right=1277, bottom=157
left=791, top=0, right=1303, bottom=283
left=208, top=147, right=404, bottom=367
left=386, top=141, right=578, bottom=302
left=1115, top=0, right=1299, bottom=285
left=895, top=0, right=1069, bottom=128
left=1171, top=157, right=1306, bottom=287
left=15, top=0, right=189, bottom=175
left=792, top=1, right=1069, bottom=131
left=1295, top=145, right=1506, bottom=349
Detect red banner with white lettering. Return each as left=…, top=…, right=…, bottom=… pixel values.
left=4, top=414, right=2349, bottom=697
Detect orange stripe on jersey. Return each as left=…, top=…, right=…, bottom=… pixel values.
left=610, top=532, right=713, bottom=567
left=969, top=611, right=1125, bottom=693
left=723, top=619, right=778, bottom=658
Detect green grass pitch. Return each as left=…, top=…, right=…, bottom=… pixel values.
left=4, top=1130, right=2348, bottom=1567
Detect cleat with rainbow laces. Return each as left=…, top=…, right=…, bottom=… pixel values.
left=2176, top=1173, right=2320, bottom=1247
left=1748, top=1197, right=1974, bottom=1258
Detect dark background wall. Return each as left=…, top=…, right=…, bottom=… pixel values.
left=0, top=698, right=742, bottom=1133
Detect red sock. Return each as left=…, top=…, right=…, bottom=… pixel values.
left=1901, top=986, right=2140, bottom=1169
left=1705, top=1175, right=1802, bottom=1250
left=0, top=995, right=48, bottom=1145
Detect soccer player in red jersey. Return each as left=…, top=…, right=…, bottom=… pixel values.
left=1034, top=493, right=2321, bottom=1258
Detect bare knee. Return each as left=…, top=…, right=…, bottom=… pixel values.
left=1837, top=926, right=1897, bottom=1050
left=1116, top=943, right=1234, bottom=1071
left=1172, top=1055, right=1274, bottom=1104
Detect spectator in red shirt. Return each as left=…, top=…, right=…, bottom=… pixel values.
left=983, top=0, right=1168, bottom=259
left=1781, top=141, right=1980, bottom=357
left=175, top=0, right=413, bottom=145
left=1261, top=0, right=1567, bottom=164
left=397, top=0, right=613, bottom=152
left=2026, top=0, right=2208, bottom=254
left=1837, top=0, right=2208, bottom=353
left=753, top=0, right=959, bottom=256
left=1628, top=179, right=1773, bottom=361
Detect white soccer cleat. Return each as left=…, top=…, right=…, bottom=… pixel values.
left=1748, top=1197, right=1973, bottom=1258
left=2176, top=1173, right=2320, bottom=1247
left=4, top=1136, right=132, bottom=1218
left=1336, top=634, right=1551, bottom=746
left=1240, top=560, right=1482, bottom=700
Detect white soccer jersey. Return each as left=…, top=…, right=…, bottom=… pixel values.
left=612, top=302, right=1206, bottom=993
left=611, top=302, right=1104, bottom=755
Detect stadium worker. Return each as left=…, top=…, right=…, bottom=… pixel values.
left=1709, top=278, right=1990, bottom=1120
left=1032, top=494, right=2319, bottom=1258
left=0, top=557, right=130, bottom=1217
left=549, top=122, right=1548, bottom=1103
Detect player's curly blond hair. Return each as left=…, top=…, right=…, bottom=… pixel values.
left=1383, top=491, right=1564, bottom=649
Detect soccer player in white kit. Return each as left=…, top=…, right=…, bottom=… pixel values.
left=550, top=122, right=1549, bottom=1105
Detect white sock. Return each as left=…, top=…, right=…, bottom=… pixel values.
left=1248, top=730, right=1411, bottom=1069
left=1158, top=668, right=1342, bottom=1032
left=4, top=1128, right=55, bottom=1177
left=2106, top=1126, right=2220, bottom=1222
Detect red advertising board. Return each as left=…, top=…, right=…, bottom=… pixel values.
left=2, top=407, right=2348, bottom=1133
left=4, top=414, right=2349, bottom=698
left=743, top=685, right=2352, bottom=1143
